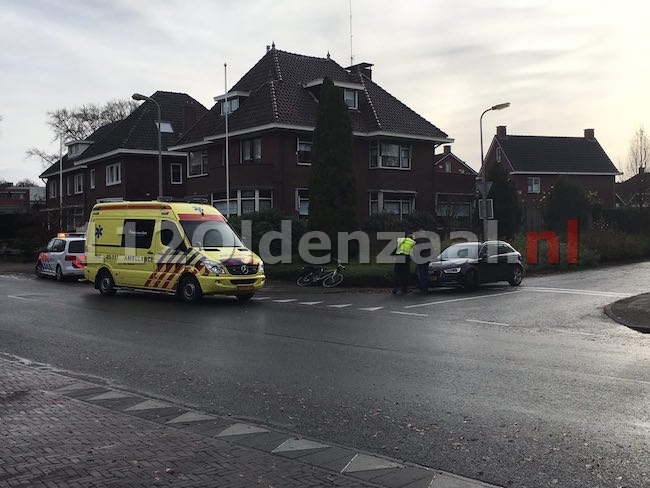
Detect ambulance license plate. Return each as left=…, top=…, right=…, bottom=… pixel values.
left=238, top=285, right=254, bottom=292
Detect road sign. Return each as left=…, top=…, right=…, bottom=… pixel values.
left=478, top=199, right=494, bottom=219
left=476, top=181, right=493, bottom=197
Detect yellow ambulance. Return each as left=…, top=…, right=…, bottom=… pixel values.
left=84, top=201, right=265, bottom=302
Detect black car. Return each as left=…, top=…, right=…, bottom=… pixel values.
left=427, top=241, right=523, bottom=290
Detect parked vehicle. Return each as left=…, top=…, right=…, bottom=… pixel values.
left=296, top=259, right=345, bottom=288
left=35, top=233, right=86, bottom=281
left=427, top=241, right=523, bottom=291
left=84, top=201, right=265, bottom=302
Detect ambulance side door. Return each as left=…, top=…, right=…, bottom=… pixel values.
left=120, top=218, right=157, bottom=287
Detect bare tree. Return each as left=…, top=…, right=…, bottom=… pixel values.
left=627, top=126, right=650, bottom=177
left=15, top=178, right=37, bottom=187
left=27, top=98, right=138, bottom=167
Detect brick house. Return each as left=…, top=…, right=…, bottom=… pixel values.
left=432, top=145, right=477, bottom=229
left=482, top=126, right=620, bottom=229
left=170, top=45, right=453, bottom=221
left=39, top=92, right=207, bottom=230
left=616, top=167, right=648, bottom=208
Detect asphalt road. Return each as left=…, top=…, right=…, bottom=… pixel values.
left=1, top=263, right=649, bottom=488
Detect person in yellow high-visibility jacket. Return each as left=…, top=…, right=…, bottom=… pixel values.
left=392, top=233, right=415, bottom=294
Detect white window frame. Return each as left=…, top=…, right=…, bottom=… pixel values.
left=220, top=98, right=239, bottom=115
left=496, top=147, right=502, bottom=163
left=527, top=177, right=541, bottom=194
left=74, top=173, right=84, bottom=194
left=49, top=180, right=57, bottom=198
left=66, top=176, right=73, bottom=196
left=369, top=190, right=415, bottom=219
left=188, top=150, right=208, bottom=177
left=211, top=189, right=273, bottom=216
left=242, top=138, right=262, bottom=163
left=369, top=141, right=412, bottom=170
left=106, top=162, right=122, bottom=186
left=444, top=161, right=451, bottom=173
left=170, top=163, right=183, bottom=184
left=297, top=138, right=312, bottom=165
left=295, top=188, right=309, bottom=217
left=344, top=89, right=358, bottom=110
left=90, top=169, right=96, bottom=189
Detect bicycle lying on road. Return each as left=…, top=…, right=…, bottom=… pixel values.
left=296, top=259, right=345, bottom=288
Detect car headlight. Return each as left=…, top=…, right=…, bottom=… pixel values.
left=258, top=262, right=264, bottom=274
left=443, top=267, right=462, bottom=274
left=205, top=261, right=227, bottom=275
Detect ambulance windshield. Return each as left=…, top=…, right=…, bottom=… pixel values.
left=180, top=220, right=244, bottom=249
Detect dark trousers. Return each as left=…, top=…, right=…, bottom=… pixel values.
left=393, top=256, right=411, bottom=291
left=416, top=262, right=429, bottom=292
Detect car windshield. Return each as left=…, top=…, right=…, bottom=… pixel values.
left=68, top=240, right=85, bottom=253
left=437, top=243, right=479, bottom=260
left=180, top=220, right=243, bottom=249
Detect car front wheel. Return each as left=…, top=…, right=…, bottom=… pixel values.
left=177, top=275, right=202, bottom=303
left=463, top=269, right=479, bottom=291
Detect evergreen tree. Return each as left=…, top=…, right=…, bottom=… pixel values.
left=308, top=77, right=358, bottom=256
left=543, top=177, right=591, bottom=233
left=487, top=164, right=522, bottom=239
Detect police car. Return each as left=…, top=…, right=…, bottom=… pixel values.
left=35, top=233, right=86, bottom=281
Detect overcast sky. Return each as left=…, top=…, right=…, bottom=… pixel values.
left=1, top=0, right=648, bottom=185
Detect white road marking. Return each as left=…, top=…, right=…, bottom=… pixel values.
left=328, top=304, right=352, bottom=308
left=390, top=311, right=428, bottom=317
left=273, top=299, right=298, bottom=303
left=252, top=296, right=271, bottom=300
left=466, top=319, right=510, bottom=327
left=7, top=295, right=38, bottom=301
left=299, top=301, right=323, bottom=305
left=523, top=287, right=631, bottom=298
left=404, top=291, right=521, bottom=309
left=358, top=307, right=384, bottom=312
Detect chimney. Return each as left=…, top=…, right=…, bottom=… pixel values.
left=346, top=62, right=373, bottom=80
left=496, top=126, right=507, bottom=138
left=443, top=145, right=451, bottom=154
left=584, top=128, right=595, bottom=140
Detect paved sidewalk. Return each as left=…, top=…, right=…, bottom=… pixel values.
left=0, top=357, right=500, bottom=488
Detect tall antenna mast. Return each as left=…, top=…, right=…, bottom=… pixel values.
left=349, top=0, right=354, bottom=66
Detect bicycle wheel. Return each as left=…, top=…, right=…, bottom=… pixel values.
left=322, top=272, right=343, bottom=288
left=296, top=273, right=313, bottom=286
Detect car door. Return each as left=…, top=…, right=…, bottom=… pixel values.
left=49, top=238, right=66, bottom=275
left=119, top=218, right=157, bottom=287
left=477, top=243, right=499, bottom=283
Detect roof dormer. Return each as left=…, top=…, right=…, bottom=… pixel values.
left=302, top=78, right=364, bottom=110
left=66, top=140, right=92, bottom=159
left=213, top=90, right=251, bottom=115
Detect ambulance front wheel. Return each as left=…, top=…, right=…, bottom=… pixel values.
left=177, top=275, right=202, bottom=303
left=97, top=270, right=117, bottom=296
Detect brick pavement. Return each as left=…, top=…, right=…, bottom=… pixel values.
left=0, top=357, right=501, bottom=488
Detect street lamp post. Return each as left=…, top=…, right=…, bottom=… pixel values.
left=479, top=102, right=510, bottom=241
left=132, top=93, right=163, bottom=199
